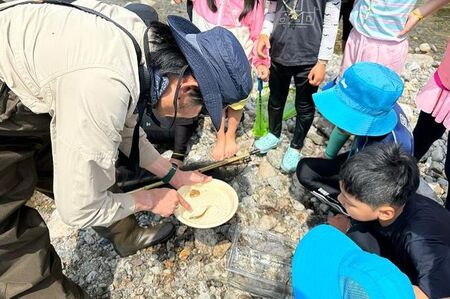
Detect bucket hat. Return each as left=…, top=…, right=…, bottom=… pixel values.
left=313, top=62, right=404, bottom=136
left=167, top=16, right=252, bottom=129
left=292, top=225, right=414, bottom=299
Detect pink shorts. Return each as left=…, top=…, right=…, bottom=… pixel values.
left=340, top=29, right=409, bottom=75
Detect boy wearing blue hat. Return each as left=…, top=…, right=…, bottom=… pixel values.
left=295, top=64, right=450, bottom=298
left=292, top=224, right=415, bottom=299
left=326, top=143, right=450, bottom=299
left=297, top=62, right=413, bottom=215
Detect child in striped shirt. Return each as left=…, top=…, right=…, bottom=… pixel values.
left=324, top=0, right=450, bottom=160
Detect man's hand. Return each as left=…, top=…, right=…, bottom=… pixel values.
left=327, top=214, right=351, bottom=233
left=132, top=188, right=192, bottom=217
left=308, top=62, right=326, bottom=86
left=398, top=11, right=421, bottom=37
left=256, top=64, right=270, bottom=81
left=256, top=34, right=270, bottom=59
left=170, top=169, right=212, bottom=189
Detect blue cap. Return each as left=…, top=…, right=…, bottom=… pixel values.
left=167, top=16, right=252, bottom=130
left=292, top=225, right=414, bottom=299
left=313, top=62, right=404, bottom=136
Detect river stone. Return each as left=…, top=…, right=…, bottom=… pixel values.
left=431, top=161, right=444, bottom=174
left=258, top=215, right=278, bottom=231
left=438, top=178, right=448, bottom=187
left=308, top=128, right=324, bottom=145
left=293, top=200, right=306, bottom=211
left=405, top=53, right=434, bottom=68
left=194, top=229, right=218, bottom=254
left=419, top=43, right=431, bottom=53
left=431, top=148, right=445, bottom=162
left=266, top=147, right=284, bottom=170
left=258, top=159, right=277, bottom=179
left=212, top=241, right=232, bottom=258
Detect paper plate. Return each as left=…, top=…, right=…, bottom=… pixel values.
left=174, top=179, right=239, bottom=229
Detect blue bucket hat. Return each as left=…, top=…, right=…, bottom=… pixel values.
left=313, top=62, right=404, bottom=136
left=167, top=16, right=253, bottom=129
left=292, top=225, right=414, bottom=299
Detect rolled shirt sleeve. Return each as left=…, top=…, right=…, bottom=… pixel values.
left=52, top=68, right=140, bottom=228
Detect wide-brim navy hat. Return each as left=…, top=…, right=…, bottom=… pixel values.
left=313, top=62, right=404, bottom=136
left=292, top=225, right=414, bottom=299
left=167, top=15, right=252, bottom=129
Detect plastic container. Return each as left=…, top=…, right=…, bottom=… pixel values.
left=226, top=226, right=295, bottom=298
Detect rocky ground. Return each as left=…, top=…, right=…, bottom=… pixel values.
left=27, top=51, right=448, bottom=299
left=24, top=1, right=450, bottom=298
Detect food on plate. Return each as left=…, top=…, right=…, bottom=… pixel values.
left=189, top=189, right=200, bottom=198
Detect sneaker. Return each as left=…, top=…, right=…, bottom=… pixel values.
left=311, top=188, right=349, bottom=216
left=281, top=147, right=302, bottom=173
left=254, top=133, right=281, bottom=154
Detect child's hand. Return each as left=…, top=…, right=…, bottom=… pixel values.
left=398, top=10, right=421, bottom=37
left=308, top=62, right=326, bottom=86
left=256, top=34, right=270, bottom=59
left=256, top=65, right=270, bottom=81
left=327, top=214, right=351, bottom=233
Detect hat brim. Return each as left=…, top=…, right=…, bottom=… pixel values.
left=292, top=225, right=361, bottom=298
left=313, top=87, right=398, bottom=136
left=167, top=16, right=223, bottom=130
left=293, top=225, right=415, bottom=298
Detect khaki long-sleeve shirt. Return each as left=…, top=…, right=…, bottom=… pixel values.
left=0, top=0, right=160, bottom=228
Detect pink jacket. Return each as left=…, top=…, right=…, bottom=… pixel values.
left=192, top=0, right=270, bottom=68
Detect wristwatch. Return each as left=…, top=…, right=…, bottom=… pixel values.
left=162, top=163, right=178, bottom=184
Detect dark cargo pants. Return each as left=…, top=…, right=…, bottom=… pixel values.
left=0, top=89, right=88, bottom=298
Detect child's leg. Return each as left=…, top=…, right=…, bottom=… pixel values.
left=413, top=111, right=446, bottom=160
left=296, top=153, right=348, bottom=214
left=268, top=62, right=293, bottom=137
left=255, top=62, right=291, bottom=153
left=281, top=65, right=317, bottom=172
left=211, top=110, right=227, bottom=161
left=224, top=106, right=244, bottom=158
left=325, top=127, right=351, bottom=159
left=290, top=65, right=319, bottom=151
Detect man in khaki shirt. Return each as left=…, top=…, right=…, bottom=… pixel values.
left=0, top=0, right=252, bottom=297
